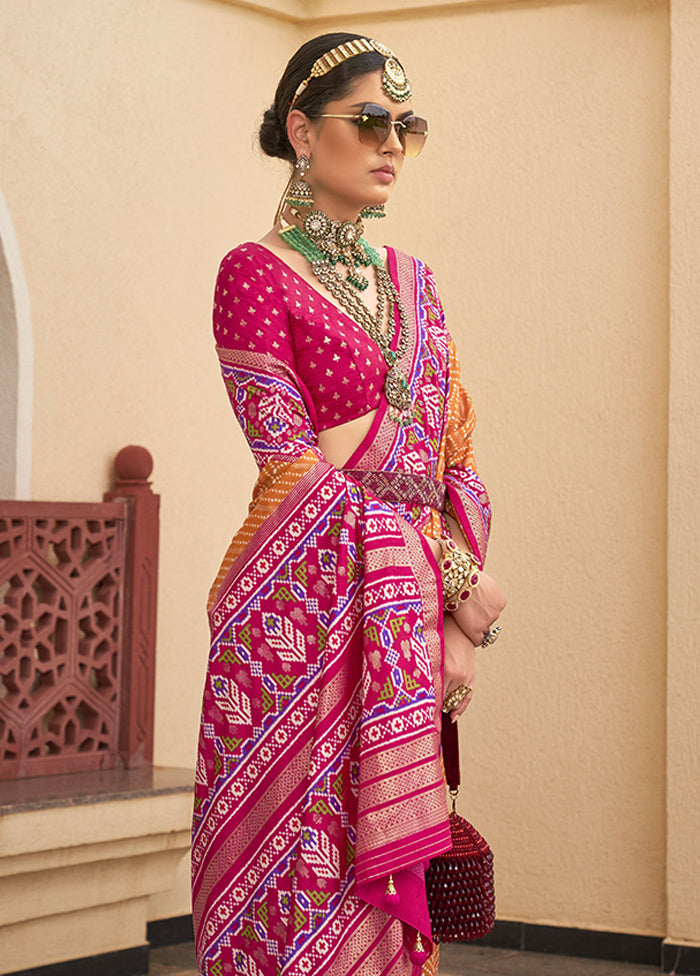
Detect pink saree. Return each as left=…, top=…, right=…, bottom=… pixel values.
left=192, top=244, right=491, bottom=976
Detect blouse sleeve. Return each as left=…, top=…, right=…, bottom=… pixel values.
left=213, top=248, right=322, bottom=475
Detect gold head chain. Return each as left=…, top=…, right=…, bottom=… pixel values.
left=288, top=37, right=412, bottom=115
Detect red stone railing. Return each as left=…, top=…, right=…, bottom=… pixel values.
left=0, top=447, right=160, bottom=780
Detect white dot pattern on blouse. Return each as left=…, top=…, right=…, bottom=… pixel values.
left=213, top=243, right=389, bottom=431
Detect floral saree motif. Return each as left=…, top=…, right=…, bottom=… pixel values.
left=192, top=245, right=491, bottom=976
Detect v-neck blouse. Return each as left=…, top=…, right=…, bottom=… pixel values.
left=213, top=242, right=397, bottom=432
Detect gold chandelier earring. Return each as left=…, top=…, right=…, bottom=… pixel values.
left=287, top=155, right=314, bottom=208
left=274, top=155, right=314, bottom=224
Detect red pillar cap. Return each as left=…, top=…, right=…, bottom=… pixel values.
left=114, top=445, right=153, bottom=482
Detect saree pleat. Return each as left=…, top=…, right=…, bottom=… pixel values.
left=192, top=246, right=491, bottom=976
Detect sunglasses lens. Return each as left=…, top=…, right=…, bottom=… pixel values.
left=356, top=105, right=393, bottom=148
left=354, top=105, right=429, bottom=157
left=402, top=116, right=428, bottom=158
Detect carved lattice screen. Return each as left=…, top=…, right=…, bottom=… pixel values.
left=0, top=502, right=128, bottom=779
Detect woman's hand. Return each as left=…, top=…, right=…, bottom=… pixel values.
left=451, top=571, right=506, bottom=648
left=443, top=613, right=477, bottom=721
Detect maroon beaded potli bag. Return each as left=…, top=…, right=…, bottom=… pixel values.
left=425, top=718, right=496, bottom=942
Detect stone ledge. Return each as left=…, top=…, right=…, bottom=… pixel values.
left=0, top=765, right=193, bottom=814
left=0, top=768, right=193, bottom=975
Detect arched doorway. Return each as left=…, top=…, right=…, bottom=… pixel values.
left=0, top=188, right=32, bottom=499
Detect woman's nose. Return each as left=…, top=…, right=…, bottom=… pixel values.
left=382, top=123, right=404, bottom=155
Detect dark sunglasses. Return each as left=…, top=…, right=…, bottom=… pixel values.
left=310, top=103, right=428, bottom=157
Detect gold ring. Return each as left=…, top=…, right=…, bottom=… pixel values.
left=480, top=625, right=501, bottom=648
left=442, top=684, right=472, bottom=712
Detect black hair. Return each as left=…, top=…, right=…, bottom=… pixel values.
left=259, top=32, right=387, bottom=165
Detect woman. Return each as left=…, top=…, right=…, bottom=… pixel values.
left=192, top=32, right=506, bottom=976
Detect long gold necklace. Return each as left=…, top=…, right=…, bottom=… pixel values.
left=280, top=209, right=412, bottom=424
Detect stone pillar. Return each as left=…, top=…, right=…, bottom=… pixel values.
left=105, top=445, right=160, bottom=767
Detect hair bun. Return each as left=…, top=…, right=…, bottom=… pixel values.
left=259, top=33, right=387, bottom=166
left=259, top=105, right=294, bottom=163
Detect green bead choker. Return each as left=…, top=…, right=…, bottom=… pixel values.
left=279, top=208, right=413, bottom=425
left=282, top=210, right=380, bottom=291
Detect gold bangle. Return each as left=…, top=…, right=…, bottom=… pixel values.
left=437, top=535, right=481, bottom=612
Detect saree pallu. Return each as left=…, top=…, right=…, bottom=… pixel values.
left=192, top=248, right=491, bottom=976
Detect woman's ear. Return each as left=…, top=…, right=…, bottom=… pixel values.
left=287, top=109, right=314, bottom=160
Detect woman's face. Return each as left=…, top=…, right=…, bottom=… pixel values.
left=293, top=70, right=413, bottom=221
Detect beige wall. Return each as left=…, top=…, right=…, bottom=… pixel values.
left=0, top=185, right=32, bottom=499
left=355, top=0, right=670, bottom=936
left=667, top=0, right=700, bottom=948
left=0, top=0, right=289, bottom=774
left=1, top=0, right=697, bottom=951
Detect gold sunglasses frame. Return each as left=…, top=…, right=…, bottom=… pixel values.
left=311, top=110, right=428, bottom=156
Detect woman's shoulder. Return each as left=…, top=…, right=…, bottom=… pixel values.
left=214, top=242, right=291, bottom=310
left=217, top=241, right=282, bottom=280
left=213, top=242, right=292, bottom=347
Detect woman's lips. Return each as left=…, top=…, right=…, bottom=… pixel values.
left=372, top=168, right=395, bottom=184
